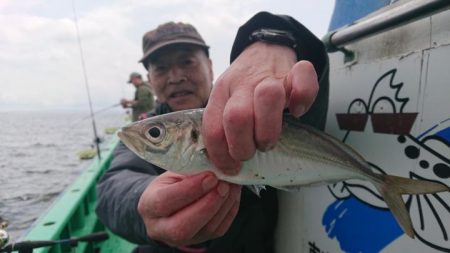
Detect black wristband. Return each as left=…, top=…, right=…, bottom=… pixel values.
left=249, top=28, right=297, bottom=49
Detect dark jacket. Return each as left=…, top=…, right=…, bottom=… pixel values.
left=96, top=11, right=329, bottom=253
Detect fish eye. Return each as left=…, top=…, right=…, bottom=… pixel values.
left=146, top=124, right=165, bottom=143
left=149, top=127, right=161, bottom=138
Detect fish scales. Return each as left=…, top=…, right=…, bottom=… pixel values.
left=118, top=108, right=450, bottom=238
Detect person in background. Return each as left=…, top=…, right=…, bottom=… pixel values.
left=121, top=72, right=155, bottom=121
left=97, top=11, right=329, bottom=253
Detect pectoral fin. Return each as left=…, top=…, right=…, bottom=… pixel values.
left=246, top=185, right=266, bottom=197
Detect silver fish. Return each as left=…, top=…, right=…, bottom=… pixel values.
left=118, top=108, right=449, bottom=238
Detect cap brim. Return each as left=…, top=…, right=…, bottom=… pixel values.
left=139, top=38, right=209, bottom=63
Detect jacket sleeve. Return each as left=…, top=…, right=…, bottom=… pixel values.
left=95, top=142, right=166, bottom=246
left=230, top=11, right=329, bottom=130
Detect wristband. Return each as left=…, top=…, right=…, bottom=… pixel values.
left=249, top=28, right=297, bottom=49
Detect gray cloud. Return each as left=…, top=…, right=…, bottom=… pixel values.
left=0, top=0, right=333, bottom=111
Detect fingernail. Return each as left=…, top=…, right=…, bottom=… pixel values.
left=217, top=183, right=230, bottom=197
left=292, top=105, right=306, bottom=117
left=202, top=175, right=218, bottom=191
left=221, top=162, right=240, bottom=176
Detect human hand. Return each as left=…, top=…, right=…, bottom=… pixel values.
left=137, top=171, right=241, bottom=247
left=120, top=98, right=129, bottom=108
left=203, top=42, right=319, bottom=173
left=138, top=112, right=149, bottom=120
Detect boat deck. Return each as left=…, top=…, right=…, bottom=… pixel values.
left=22, top=136, right=136, bottom=253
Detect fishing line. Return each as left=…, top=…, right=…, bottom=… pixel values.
left=71, top=0, right=101, bottom=160
left=68, top=103, right=121, bottom=129
left=61, top=103, right=121, bottom=140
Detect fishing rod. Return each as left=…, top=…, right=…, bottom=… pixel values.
left=71, top=0, right=102, bottom=160
left=0, top=232, right=109, bottom=253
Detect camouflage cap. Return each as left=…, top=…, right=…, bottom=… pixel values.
left=128, top=72, right=142, bottom=83
left=139, top=22, right=209, bottom=67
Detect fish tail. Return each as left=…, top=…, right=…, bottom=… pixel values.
left=374, top=174, right=449, bottom=238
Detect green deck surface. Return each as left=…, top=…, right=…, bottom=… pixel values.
left=21, top=136, right=136, bottom=253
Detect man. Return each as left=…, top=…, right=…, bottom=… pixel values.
left=97, top=11, right=329, bottom=252
left=121, top=72, right=155, bottom=121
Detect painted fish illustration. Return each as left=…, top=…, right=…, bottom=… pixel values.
left=118, top=109, right=450, bottom=238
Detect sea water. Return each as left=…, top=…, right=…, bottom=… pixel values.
left=0, top=110, right=126, bottom=240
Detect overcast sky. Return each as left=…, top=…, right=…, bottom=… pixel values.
left=0, top=0, right=334, bottom=111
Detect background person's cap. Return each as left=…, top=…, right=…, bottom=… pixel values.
left=139, top=22, right=209, bottom=66
left=128, top=72, right=142, bottom=83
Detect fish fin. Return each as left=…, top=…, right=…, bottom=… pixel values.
left=375, top=175, right=450, bottom=239
left=383, top=175, right=449, bottom=194
left=272, top=185, right=303, bottom=192
left=246, top=185, right=266, bottom=197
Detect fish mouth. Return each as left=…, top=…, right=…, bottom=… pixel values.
left=118, top=125, right=146, bottom=157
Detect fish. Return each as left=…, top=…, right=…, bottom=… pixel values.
left=118, top=108, right=450, bottom=238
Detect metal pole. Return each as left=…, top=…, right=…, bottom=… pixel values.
left=325, top=0, right=450, bottom=52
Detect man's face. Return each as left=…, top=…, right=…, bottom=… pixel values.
left=147, top=44, right=213, bottom=111
left=130, top=77, right=142, bottom=86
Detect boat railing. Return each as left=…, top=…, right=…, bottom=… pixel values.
left=323, top=0, right=450, bottom=53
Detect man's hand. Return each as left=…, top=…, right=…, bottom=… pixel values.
left=120, top=98, right=129, bottom=108
left=203, top=42, right=319, bottom=174
left=138, top=112, right=149, bottom=120
left=138, top=171, right=241, bottom=247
